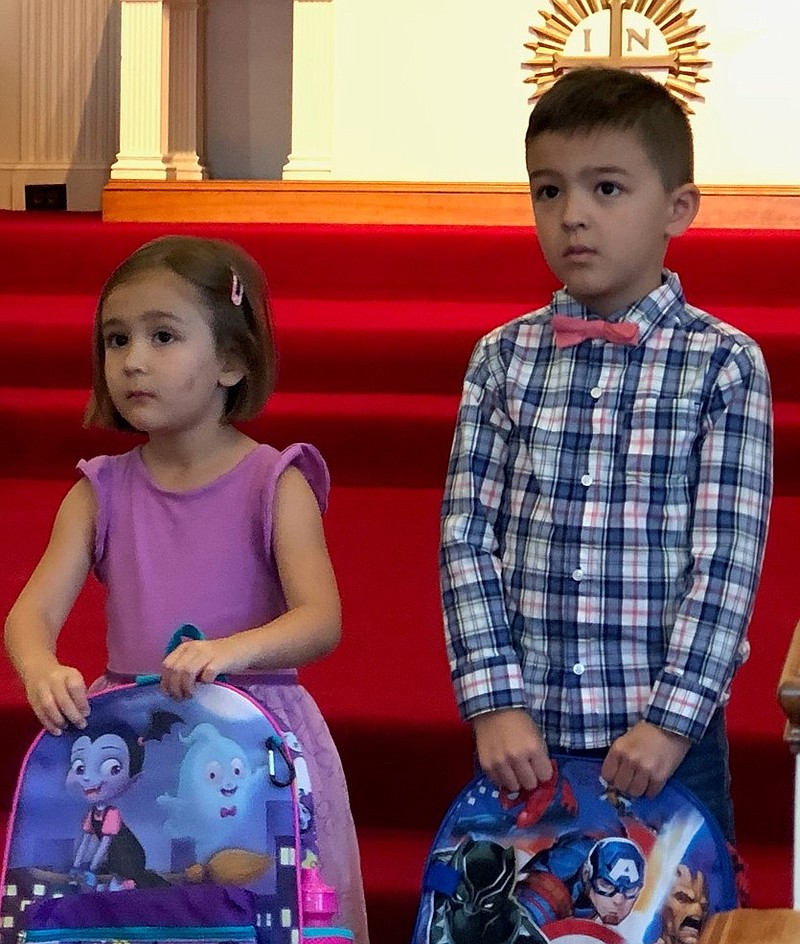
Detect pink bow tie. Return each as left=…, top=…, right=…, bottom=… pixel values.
left=220, top=806, right=237, bottom=818
left=551, top=313, right=639, bottom=349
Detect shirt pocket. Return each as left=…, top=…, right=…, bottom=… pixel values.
left=619, top=394, right=701, bottom=484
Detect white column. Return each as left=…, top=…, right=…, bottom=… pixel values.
left=283, top=0, right=334, bottom=179
left=110, top=0, right=172, bottom=179
left=167, top=0, right=208, bottom=180
left=110, top=0, right=207, bottom=180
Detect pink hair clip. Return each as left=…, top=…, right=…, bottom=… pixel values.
left=230, top=271, right=244, bottom=306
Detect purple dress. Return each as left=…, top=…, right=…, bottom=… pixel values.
left=78, top=444, right=369, bottom=944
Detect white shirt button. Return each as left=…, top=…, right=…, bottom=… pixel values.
left=571, top=568, right=583, bottom=581
left=581, top=473, right=593, bottom=486
left=590, top=386, right=602, bottom=399
left=573, top=662, right=586, bottom=676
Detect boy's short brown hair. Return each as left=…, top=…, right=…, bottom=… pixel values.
left=525, top=67, right=694, bottom=190
left=85, top=235, right=276, bottom=431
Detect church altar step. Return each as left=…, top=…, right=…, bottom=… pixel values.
left=100, top=181, right=800, bottom=229
left=2, top=216, right=799, bottom=935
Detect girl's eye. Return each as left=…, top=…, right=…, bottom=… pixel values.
left=597, top=181, right=621, bottom=196
left=104, top=334, right=127, bottom=349
left=154, top=330, right=175, bottom=344
left=535, top=184, right=560, bottom=201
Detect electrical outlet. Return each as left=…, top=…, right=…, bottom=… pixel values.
left=25, top=183, right=67, bottom=211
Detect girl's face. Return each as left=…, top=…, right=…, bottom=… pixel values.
left=99, top=268, right=244, bottom=437
left=66, top=733, right=133, bottom=804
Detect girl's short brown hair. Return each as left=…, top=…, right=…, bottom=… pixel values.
left=84, top=235, right=276, bottom=431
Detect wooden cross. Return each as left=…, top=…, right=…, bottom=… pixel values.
left=553, top=0, right=677, bottom=74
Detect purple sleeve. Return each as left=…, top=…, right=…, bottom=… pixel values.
left=76, top=455, right=113, bottom=570
left=276, top=443, right=330, bottom=514
left=259, top=443, right=330, bottom=562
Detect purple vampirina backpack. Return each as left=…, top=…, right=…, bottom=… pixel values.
left=1, top=671, right=351, bottom=944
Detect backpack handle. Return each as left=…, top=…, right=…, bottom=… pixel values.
left=135, top=623, right=227, bottom=685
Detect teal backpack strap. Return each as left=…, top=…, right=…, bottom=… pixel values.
left=135, top=623, right=227, bottom=685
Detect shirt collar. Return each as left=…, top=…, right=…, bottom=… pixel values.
left=551, top=270, right=685, bottom=345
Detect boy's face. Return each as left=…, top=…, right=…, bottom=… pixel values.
left=525, top=127, right=697, bottom=317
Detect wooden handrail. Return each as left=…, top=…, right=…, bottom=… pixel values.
left=777, top=617, right=800, bottom=751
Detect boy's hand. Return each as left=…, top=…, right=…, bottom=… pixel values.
left=160, top=636, right=251, bottom=699
left=473, top=708, right=552, bottom=793
left=601, top=720, right=690, bottom=798
left=24, top=662, right=89, bottom=736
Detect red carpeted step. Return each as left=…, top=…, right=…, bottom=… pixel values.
left=2, top=214, right=799, bottom=305
left=0, top=294, right=517, bottom=395
left=357, top=828, right=432, bottom=944
left=1, top=476, right=798, bottom=840
left=4, top=291, right=800, bottom=400
left=737, top=841, right=794, bottom=909
left=4, top=387, right=800, bottom=494
left=0, top=387, right=459, bottom=487
left=1, top=216, right=555, bottom=300
left=2, top=218, right=799, bottom=931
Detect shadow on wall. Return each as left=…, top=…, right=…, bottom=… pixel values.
left=206, top=0, right=293, bottom=180
left=68, top=2, right=120, bottom=207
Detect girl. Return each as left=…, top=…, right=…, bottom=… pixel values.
left=4, top=235, right=370, bottom=943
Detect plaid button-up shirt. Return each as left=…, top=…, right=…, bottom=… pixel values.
left=440, top=271, right=773, bottom=748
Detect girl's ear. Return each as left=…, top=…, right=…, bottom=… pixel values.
left=218, top=353, right=246, bottom=389
left=665, top=183, right=701, bottom=238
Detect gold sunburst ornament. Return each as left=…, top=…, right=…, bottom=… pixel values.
left=523, top=0, right=712, bottom=112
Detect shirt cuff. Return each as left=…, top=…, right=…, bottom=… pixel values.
left=452, top=661, right=528, bottom=721
left=643, top=669, right=722, bottom=742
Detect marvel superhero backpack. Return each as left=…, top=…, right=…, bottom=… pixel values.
left=0, top=665, right=350, bottom=944
left=412, top=756, right=740, bottom=944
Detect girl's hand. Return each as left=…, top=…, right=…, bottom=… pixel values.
left=24, top=662, right=89, bottom=735
left=160, top=636, right=251, bottom=699
left=4, top=480, right=95, bottom=736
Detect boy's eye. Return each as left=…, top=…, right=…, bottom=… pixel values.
left=153, top=329, right=175, bottom=344
left=535, top=184, right=560, bottom=201
left=597, top=180, right=622, bottom=196
left=104, top=333, right=127, bottom=349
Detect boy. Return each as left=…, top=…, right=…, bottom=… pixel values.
left=439, top=67, right=772, bottom=841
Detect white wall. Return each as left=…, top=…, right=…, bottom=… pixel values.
left=0, top=0, right=120, bottom=210
left=689, top=0, right=799, bottom=185
left=329, top=0, right=800, bottom=185
left=0, top=0, right=796, bottom=211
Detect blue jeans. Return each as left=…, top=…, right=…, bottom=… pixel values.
left=670, top=710, right=735, bottom=843
left=551, top=710, right=735, bottom=844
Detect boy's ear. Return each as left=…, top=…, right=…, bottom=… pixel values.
left=665, top=183, right=700, bottom=238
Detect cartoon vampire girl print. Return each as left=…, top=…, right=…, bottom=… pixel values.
left=65, top=710, right=181, bottom=890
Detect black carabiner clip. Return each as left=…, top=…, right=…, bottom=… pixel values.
left=266, top=735, right=296, bottom=787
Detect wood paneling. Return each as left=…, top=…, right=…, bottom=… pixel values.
left=102, top=181, right=800, bottom=229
